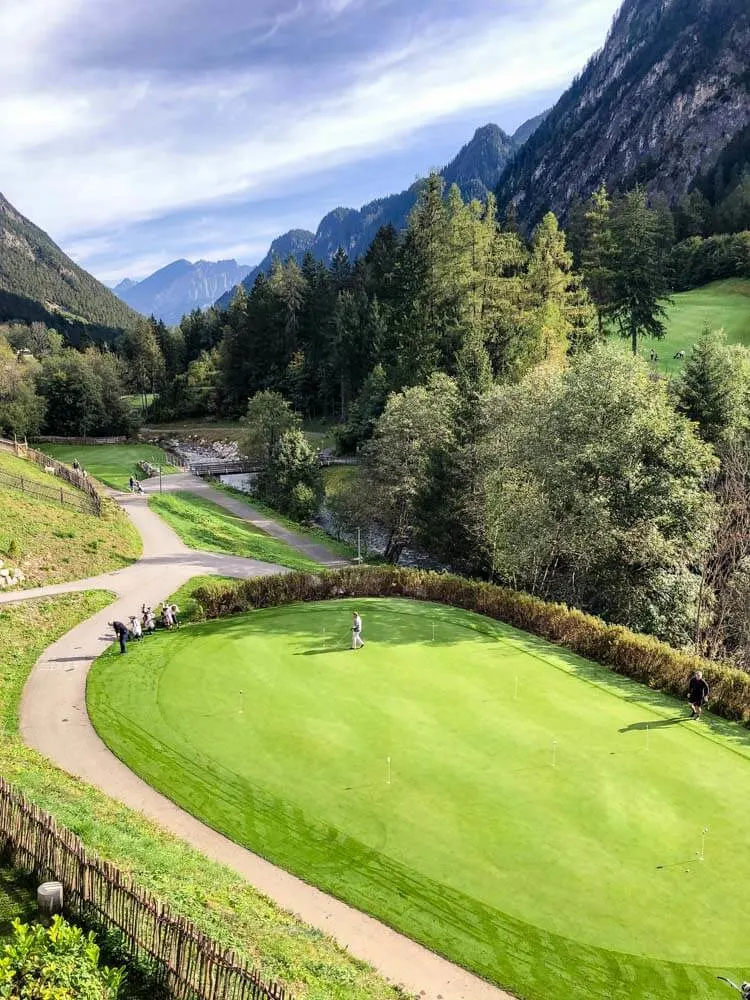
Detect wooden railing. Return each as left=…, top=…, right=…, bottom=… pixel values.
left=0, top=778, right=290, bottom=1000
left=0, top=439, right=101, bottom=516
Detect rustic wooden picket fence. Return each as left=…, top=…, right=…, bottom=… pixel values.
left=0, top=778, right=290, bottom=1000
left=0, top=438, right=101, bottom=515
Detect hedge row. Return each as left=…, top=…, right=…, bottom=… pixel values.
left=193, top=566, right=750, bottom=724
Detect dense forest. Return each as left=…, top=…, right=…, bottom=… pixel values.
left=1, top=174, right=749, bottom=671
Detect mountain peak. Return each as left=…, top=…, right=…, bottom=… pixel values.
left=114, top=258, right=252, bottom=324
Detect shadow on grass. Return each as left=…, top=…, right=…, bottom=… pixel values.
left=165, top=596, right=750, bottom=757
left=619, top=718, right=686, bottom=733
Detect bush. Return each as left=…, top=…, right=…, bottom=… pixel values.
left=192, top=566, right=750, bottom=724
left=256, top=429, right=323, bottom=522
left=0, top=915, right=124, bottom=999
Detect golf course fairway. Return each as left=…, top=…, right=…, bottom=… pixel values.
left=87, top=598, right=750, bottom=998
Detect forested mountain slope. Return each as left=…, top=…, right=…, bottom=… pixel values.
left=498, top=0, right=750, bottom=224
left=0, top=193, right=142, bottom=341
left=216, top=115, right=544, bottom=308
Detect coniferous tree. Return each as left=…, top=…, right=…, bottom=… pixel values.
left=610, top=187, right=670, bottom=354
left=677, top=328, right=750, bottom=445
left=579, top=185, right=617, bottom=338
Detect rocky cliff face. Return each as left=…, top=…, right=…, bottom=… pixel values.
left=498, top=0, right=750, bottom=223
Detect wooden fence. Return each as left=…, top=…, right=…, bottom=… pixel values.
left=0, top=778, right=290, bottom=1000
left=0, top=439, right=101, bottom=516
left=33, top=435, right=129, bottom=445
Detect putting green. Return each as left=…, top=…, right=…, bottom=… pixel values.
left=88, top=598, right=750, bottom=998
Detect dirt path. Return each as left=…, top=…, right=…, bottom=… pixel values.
left=7, top=487, right=512, bottom=1000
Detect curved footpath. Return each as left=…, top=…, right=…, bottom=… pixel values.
left=1, top=480, right=511, bottom=1000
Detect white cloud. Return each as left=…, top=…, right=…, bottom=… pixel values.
left=0, top=0, right=621, bottom=276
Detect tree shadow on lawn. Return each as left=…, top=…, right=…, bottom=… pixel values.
left=525, top=637, right=750, bottom=757
left=199, top=599, right=513, bottom=650
left=191, top=601, right=750, bottom=756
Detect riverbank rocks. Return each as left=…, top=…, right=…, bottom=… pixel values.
left=0, top=560, right=25, bottom=588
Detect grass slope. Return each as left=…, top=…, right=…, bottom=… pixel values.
left=149, top=492, right=321, bottom=571
left=0, top=592, right=407, bottom=1000
left=43, top=444, right=180, bottom=491
left=0, top=452, right=141, bottom=586
left=215, top=484, right=358, bottom=561
left=88, top=597, right=749, bottom=1000
left=654, top=279, right=750, bottom=374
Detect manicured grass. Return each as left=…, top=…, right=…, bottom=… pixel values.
left=0, top=592, right=406, bottom=999
left=641, top=279, right=750, bottom=374
left=89, top=597, right=749, bottom=999
left=215, top=484, right=359, bottom=561
left=43, top=444, right=180, bottom=491
left=149, top=492, right=321, bottom=571
left=0, top=452, right=141, bottom=587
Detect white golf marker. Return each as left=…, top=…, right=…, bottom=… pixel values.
left=432, top=622, right=436, bottom=642
left=699, top=827, right=709, bottom=861
left=552, top=739, right=558, bottom=768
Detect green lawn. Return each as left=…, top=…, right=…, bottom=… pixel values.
left=215, top=484, right=359, bottom=561
left=43, top=444, right=180, bottom=491
left=0, top=452, right=141, bottom=586
left=0, top=592, right=404, bottom=1000
left=149, top=492, right=321, bottom=571
left=641, top=279, right=750, bottom=375
left=87, top=597, right=749, bottom=999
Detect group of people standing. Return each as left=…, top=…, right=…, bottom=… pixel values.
left=109, top=603, right=180, bottom=654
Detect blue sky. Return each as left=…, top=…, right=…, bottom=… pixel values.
left=1, top=0, right=623, bottom=283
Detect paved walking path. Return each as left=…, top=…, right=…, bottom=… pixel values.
left=4, top=482, right=511, bottom=1000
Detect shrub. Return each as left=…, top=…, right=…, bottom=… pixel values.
left=0, top=915, right=124, bottom=999
left=192, top=566, right=750, bottom=724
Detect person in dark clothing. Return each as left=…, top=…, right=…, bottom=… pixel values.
left=109, top=620, right=129, bottom=655
left=688, top=670, right=709, bottom=719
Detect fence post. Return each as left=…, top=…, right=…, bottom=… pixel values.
left=61, top=488, right=65, bottom=504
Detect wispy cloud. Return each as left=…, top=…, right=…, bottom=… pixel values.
left=1, top=0, right=622, bottom=279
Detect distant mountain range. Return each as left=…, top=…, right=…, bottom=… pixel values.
left=0, top=192, right=141, bottom=342
left=212, top=116, right=547, bottom=309
left=498, top=0, right=750, bottom=224
left=113, top=258, right=251, bottom=325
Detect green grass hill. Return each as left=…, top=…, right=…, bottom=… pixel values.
left=653, top=279, right=750, bottom=373
left=0, top=450, right=141, bottom=586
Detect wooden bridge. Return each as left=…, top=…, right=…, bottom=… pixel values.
left=188, top=456, right=359, bottom=478
left=188, top=459, right=260, bottom=477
